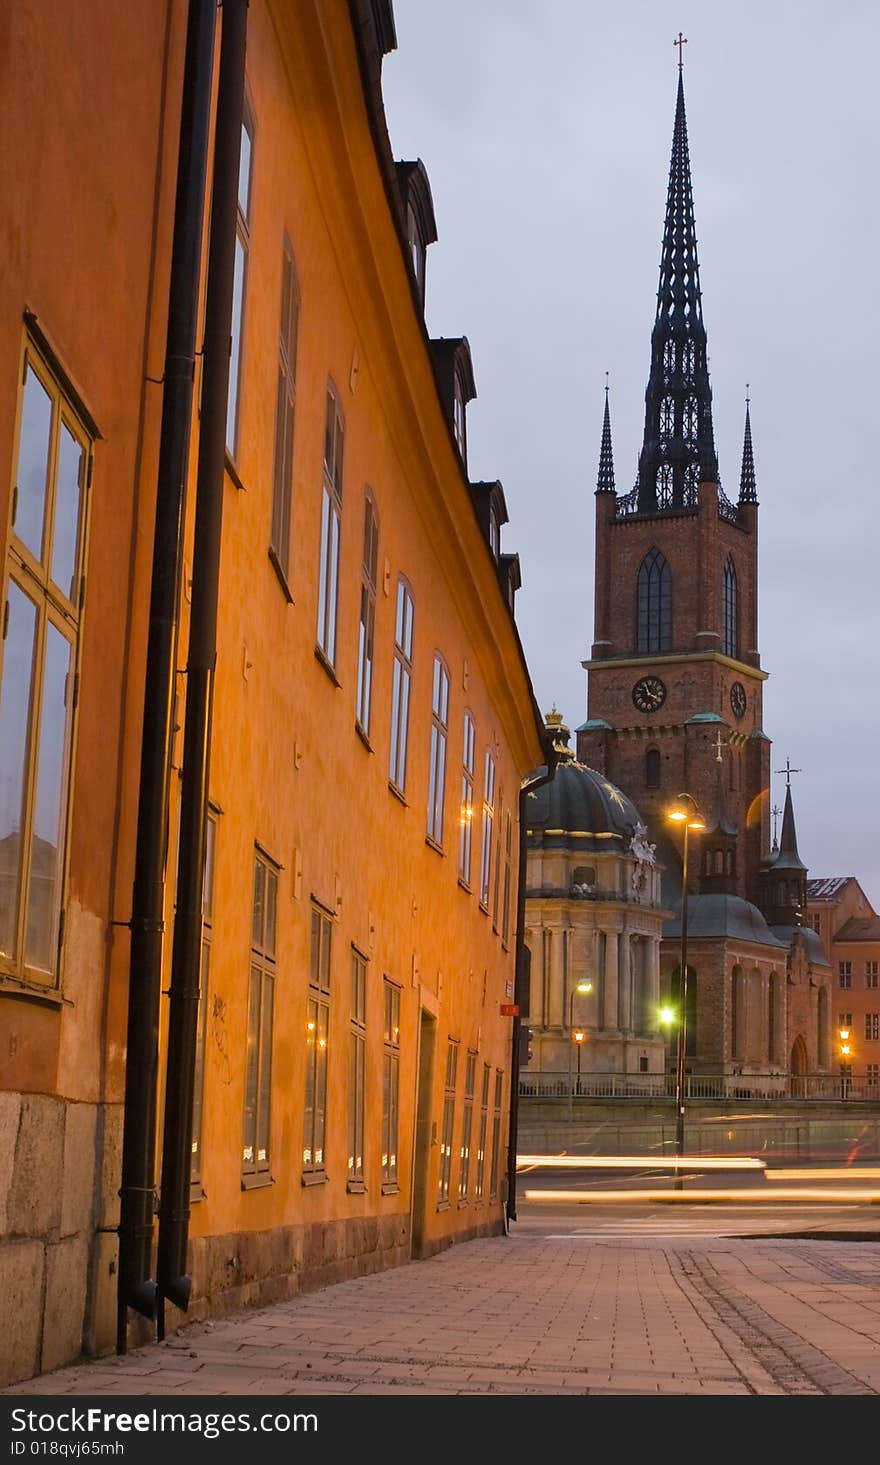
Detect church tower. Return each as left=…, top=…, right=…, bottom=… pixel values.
left=577, top=69, right=771, bottom=902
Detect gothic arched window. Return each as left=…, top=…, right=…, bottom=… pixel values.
left=636, top=549, right=671, bottom=654
left=723, top=556, right=738, bottom=659
left=645, top=747, right=661, bottom=788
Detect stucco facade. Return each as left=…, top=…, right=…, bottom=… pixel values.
left=0, top=0, right=544, bottom=1386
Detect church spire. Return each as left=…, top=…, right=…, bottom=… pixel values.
left=595, top=380, right=616, bottom=494
left=739, top=392, right=758, bottom=504
left=637, top=70, right=717, bottom=513
left=775, top=783, right=807, bottom=871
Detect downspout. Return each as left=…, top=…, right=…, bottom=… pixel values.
left=156, top=0, right=249, bottom=1329
left=117, top=0, right=217, bottom=1352
left=506, top=741, right=558, bottom=1225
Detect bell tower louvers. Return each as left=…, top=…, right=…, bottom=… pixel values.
left=580, top=67, right=771, bottom=905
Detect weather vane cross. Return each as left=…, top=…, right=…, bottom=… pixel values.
left=675, top=31, right=688, bottom=70
left=776, top=757, right=802, bottom=788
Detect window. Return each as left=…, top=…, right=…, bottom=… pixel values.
left=355, top=492, right=379, bottom=737
left=492, top=788, right=504, bottom=930
left=865, top=1013, right=880, bottom=1042
left=838, top=1011, right=853, bottom=1029
left=426, top=655, right=449, bottom=845
left=1, top=344, right=92, bottom=987
left=406, top=203, right=425, bottom=306
left=839, top=961, right=852, bottom=990
left=382, top=980, right=401, bottom=1188
left=452, top=377, right=466, bottom=458
left=437, top=1039, right=458, bottom=1204
left=474, top=1063, right=490, bottom=1201
left=389, top=577, right=414, bottom=794
left=348, top=949, right=366, bottom=1189
left=636, top=548, right=671, bottom=654
left=488, top=1069, right=504, bottom=1200
left=191, top=810, right=217, bottom=1189
left=304, top=906, right=332, bottom=1175
left=646, top=747, right=661, bottom=789
left=722, top=556, right=738, bottom=660
left=501, top=808, right=513, bottom=947
left=458, top=1052, right=476, bottom=1202
left=316, top=385, right=344, bottom=666
left=270, top=236, right=299, bottom=580
left=479, top=751, right=496, bottom=908
left=226, top=107, right=254, bottom=459
left=488, top=504, right=501, bottom=560
left=867, top=961, right=879, bottom=989
left=458, top=711, right=475, bottom=885
left=867, top=1064, right=879, bottom=1091
left=811, top=913, right=822, bottom=934
left=242, top=851, right=277, bottom=1181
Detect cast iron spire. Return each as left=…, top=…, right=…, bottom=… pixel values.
left=596, top=380, right=616, bottom=494
left=739, top=393, right=758, bottom=504
left=637, top=70, right=718, bottom=513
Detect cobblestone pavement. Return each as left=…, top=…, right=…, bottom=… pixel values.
left=6, top=1233, right=880, bottom=1397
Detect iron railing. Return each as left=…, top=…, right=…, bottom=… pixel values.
left=519, top=1070, right=880, bottom=1103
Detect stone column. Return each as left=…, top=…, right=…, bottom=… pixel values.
left=604, top=928, right=619, bottom=1033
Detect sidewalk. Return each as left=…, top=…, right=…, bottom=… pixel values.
left=6, top=1231, right=880, bottom=1397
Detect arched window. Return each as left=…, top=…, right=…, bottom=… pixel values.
left=645, top=747, right=661, bottom=788
left=636, top=549, right=671, bottom=654
left=723, top=556, right=738, bottom=659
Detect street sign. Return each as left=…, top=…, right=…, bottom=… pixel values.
left=500, top=1003, right=519, bottom=1016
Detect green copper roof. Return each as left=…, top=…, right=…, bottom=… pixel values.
left=576, top=718, right=613, bottom=731
left=686, top=711, right=723, bottom=723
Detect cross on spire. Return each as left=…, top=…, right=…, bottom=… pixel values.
left=675, top=32, right=688, bottom=70
left=712, top=729, right=725, bottom=762
left=776, top=757, right=801, bottom=788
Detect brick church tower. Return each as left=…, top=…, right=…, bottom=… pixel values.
left=577, top=70, right=771, bottom=903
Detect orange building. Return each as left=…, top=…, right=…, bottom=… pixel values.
left=806, top=879, right=880, bottom=1096
left=0, top=0, right=545, bottom=1386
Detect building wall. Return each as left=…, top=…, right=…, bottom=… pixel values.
left=0, top=0, right=184, bottom=1389
left=807, top=881, right=880, bottom=1094
left=524, top=847, right=666, bottom=1076
left=0, top=0, right=544, bottom=1385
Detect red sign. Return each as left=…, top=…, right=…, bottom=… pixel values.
left=499, top=1003, right=519, bottom=1017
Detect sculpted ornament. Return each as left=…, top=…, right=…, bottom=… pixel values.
left=629, top=822, right=657, bottom=901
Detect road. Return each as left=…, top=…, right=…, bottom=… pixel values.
left=514, top=1157, right=880, bottom=1238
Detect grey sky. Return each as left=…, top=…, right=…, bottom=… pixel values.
left=382, top=1, right=880, bottom=908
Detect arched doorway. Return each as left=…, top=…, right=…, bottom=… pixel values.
left=790, top=1034, right=809, bottom=1099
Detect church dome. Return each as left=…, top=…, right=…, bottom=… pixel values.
left=527, top=758, right=643, bottom=853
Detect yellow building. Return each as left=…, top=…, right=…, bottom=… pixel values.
left=0, top=0, right=544, bottom=1386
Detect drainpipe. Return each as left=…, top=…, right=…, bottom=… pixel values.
left=156, top=0, right=249, bottom=1330
left=506, top=742, right=558, bottom=1225
left=117, top=0, right=217, bottom=1353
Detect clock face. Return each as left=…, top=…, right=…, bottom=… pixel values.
left=730, top=681, right=747, bottom=719
left=632, top=675, right=667, bottom=714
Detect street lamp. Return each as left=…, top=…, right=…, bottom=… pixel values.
left=665, top=793, right=706, bottom=1186
left=838, top=1027, right=853, bottom=1100
left=567, top=978, right=593, bottom=1122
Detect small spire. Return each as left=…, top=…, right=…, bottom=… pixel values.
left=596, top=377, right=616, bottom=494
left=739, top=389, right=758, bottom=504
left=775, top=782, right=807, bottom=871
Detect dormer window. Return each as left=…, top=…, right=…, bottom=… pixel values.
left=395, top=161, right=437, bottom=313
left=429, top=337, right=476, bottom=471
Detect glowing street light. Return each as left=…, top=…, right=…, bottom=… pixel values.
left=665, top=793, right=705, bottom=1185
left=568, top=979, right=593, bottom=1118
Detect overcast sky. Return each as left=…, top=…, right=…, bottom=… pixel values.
left=382, top=0, right=880, bottom=909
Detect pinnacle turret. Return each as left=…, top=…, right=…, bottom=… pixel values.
left=595, top=384, right=616, bottom=494
left=775, top=783, right=807, bottom=872
left=637, top=72, right=717, bottom=513
left=739, top=396, right=758, bottom=504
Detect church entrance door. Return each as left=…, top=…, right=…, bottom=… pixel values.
left=789, top=1034, right=808, bottom=1099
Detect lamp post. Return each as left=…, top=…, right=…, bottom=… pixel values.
left=665, top=794, right=705, bottom=1187
left=567, top=979, right=593, bottom=1123
left=838, top=1027, right=852, bottom=1100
